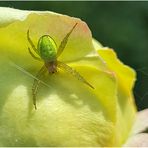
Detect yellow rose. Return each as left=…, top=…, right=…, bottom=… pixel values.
left=0, top=7, right=145, bottom=147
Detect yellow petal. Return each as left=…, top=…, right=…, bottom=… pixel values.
left=0, top=7, right=97, bottom=62
left=0, top=7, right=116, bottom=146
left=1, top=64, right=117, bottom=146
left=98, top=47, right=137, bottom=145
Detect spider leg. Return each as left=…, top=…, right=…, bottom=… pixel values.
left=32, top=65, right=47, bottom=109
left=28, top=47, right=42, bottom=61
left=27, top=30, right=39, bottom=54
left=57, top=61, right=94, bottom=89
left=56, top=23, right=78, bottom=58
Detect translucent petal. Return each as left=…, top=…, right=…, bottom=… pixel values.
left=0, top=7, right=98, bottom=62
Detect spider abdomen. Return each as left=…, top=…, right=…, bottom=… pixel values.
left=38, top=35, right=57, bottom=62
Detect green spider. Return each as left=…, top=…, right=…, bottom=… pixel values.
left=27, top=23, right=94, bottom=109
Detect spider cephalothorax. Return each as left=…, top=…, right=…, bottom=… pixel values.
left=45, top=61, right=57, bottom=74
left=27, top=23, right=94, bottom=109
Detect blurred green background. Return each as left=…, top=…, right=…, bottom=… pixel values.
left=0, top=1, right=148, bottom=110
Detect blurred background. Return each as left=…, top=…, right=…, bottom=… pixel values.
left=0, top=1, right=148, bottom=110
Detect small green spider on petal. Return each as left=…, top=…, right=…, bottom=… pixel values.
left=27, top=23, right=94, bottom=109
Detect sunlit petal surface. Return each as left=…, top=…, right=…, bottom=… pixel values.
left=0, top=7, right=137, bottom=146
